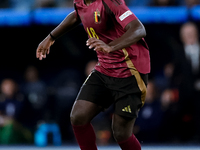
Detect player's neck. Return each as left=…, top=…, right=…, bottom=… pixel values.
left=84, top=0, right=95, bottom=6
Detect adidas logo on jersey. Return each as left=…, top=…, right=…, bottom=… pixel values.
left=122, top=105, right=132, bottom=113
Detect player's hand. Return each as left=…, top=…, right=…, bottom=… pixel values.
left=86, top=38, right=113, bottom=53
left=36, top=35, right=55, bottom=60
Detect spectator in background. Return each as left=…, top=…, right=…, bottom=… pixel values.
left=134, top=80, right=163, bottom=143
left=179, top=22, right=200, bottom=76
left=149, top=0, right=179, bottom=6
left=172, top=21, right=200, bottom=142
left=21, top=66, right=47, bottom=127
left=154, top=62, right=177, bottom=94
left=0, top=78, right=32, bottom=144
left=178, top=22, right=200, bottom=101
left=184, top=0, right=200, bottom=7
left=179, top=21, right=200, bottom=142
left=35, top=0, right=56, bottom=8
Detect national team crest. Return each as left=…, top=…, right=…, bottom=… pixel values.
left=94, top=9, right=101, bottom=24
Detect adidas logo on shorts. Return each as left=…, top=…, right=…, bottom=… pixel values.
left=122, top=105, right=132, bottom=113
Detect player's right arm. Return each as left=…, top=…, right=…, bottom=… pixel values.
left=36, top=11, right=81, bottom=60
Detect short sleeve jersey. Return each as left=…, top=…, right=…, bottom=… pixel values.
left=74, top=0, right=150, bottom=78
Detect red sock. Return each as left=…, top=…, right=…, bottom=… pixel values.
left=72, top=123, right=97, bottom=150
left=118, top=134, right=141, bottom=150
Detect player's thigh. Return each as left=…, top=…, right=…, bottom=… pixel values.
left=76, top=70, right=113, bottom=108
left=70, top=100, right=103, bottom=125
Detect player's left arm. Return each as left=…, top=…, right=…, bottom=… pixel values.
left=109, top=19, right=146, bottom=51
left=87, top=19, right=146, bottom=53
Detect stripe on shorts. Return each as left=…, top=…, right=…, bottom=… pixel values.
left=122, top=48, right=147, bottom=106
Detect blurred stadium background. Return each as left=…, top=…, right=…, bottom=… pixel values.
left=0, top=0, right=200, bottom=149
left=0, top=145, right=200, bottom=150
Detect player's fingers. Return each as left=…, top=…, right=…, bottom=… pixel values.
left=95, top=47, right=107, bottom=53
left=88, top=40, right=103, bottom=49
left=95, top=44, right=111, bottom=53
left=88, top=43, right=96, bottom=49
left=86, top=37, right=98, bottom=45
left=36, top=47, right=41, bottom=58
left=42, top=49, right=46, bottom=55
left=47, top=48, right=50, bottom=54
left=40, top=53, right=47, bottom=60
left=43, top=54, right=46, bottom=59
left=36, top=47, right=47, bottom=60
left=86, top=37, right=96, bottom=42
left=89, top=43, right=102, bottom=50
left=37, top=51, right=43, bottom=59
left=36, top=46, right=43, bottom=56
left=39, top=55, right=43, bottom=60
left=93, top=45, right=101, bottom=51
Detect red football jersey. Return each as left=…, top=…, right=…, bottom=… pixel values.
left=74, top=0, right=150, bottom=78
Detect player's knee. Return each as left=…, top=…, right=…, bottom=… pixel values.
left=70, top=112, right=88, bottom=126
